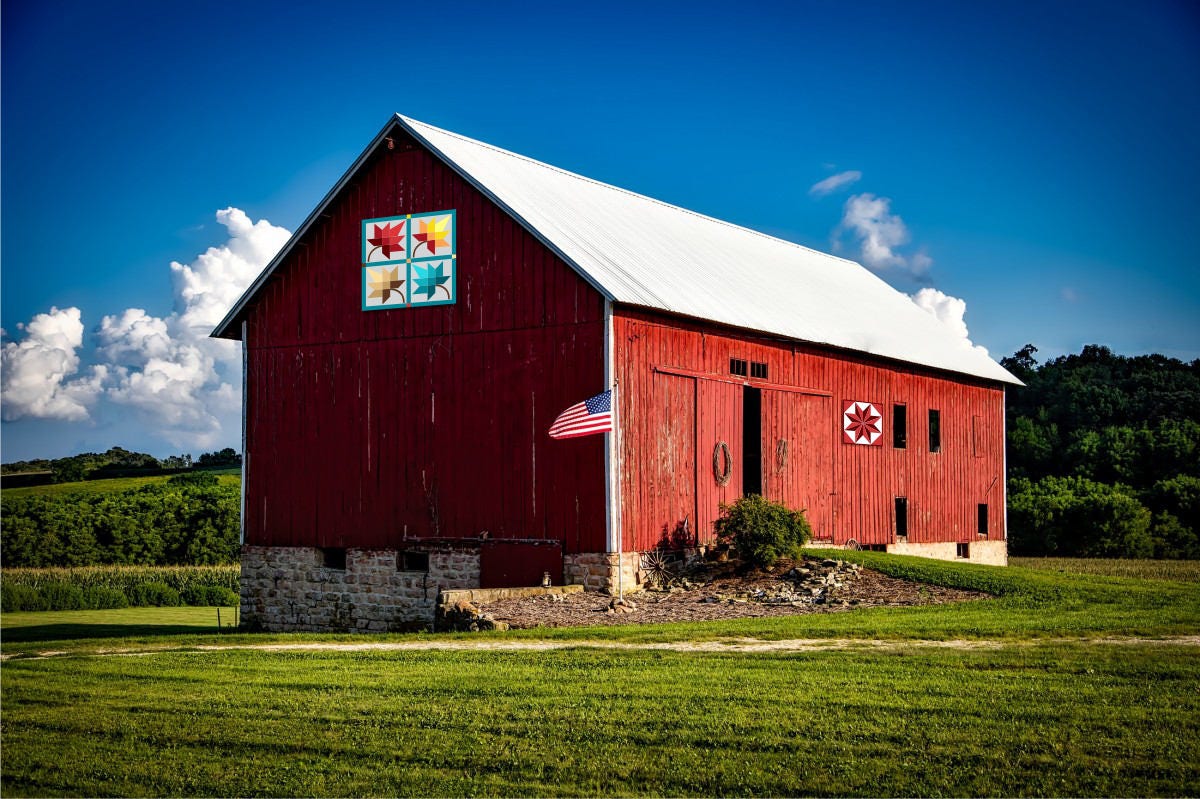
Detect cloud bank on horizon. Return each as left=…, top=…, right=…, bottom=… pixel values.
left=1, top=208, right=290, bottom=450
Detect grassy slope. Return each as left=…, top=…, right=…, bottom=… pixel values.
left=2, top=554, right=1198, bottom=796
left=1, top=470, right=240, bottom=499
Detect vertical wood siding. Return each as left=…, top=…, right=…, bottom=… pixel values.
left=615, top=309, right=1006, bottom=551
left=243, top=129, right=607, bottom=553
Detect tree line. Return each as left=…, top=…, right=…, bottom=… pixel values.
left=1002, top=344, right=1199, bottom=558
left=2, top=446, right=241, bottom=484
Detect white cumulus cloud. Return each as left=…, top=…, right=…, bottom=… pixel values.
left=809, top=170, right=862, bottom=197
left=911, top=288, right=988, bottom=356
left=96, top=207, right=290, bottom=447
left=837, top=193, right=931, bottom=280
left=1, top=307, right=107, bottom=421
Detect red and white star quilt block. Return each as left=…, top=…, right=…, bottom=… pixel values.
left=843, top=400, right=883, bottom=446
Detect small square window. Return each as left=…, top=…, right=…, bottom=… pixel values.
left=956, top=542, right=970, bottom=559
left=322, top=547, right=347, bottom=570
left=750, top=361, right=768, bottom=379
left=399, top=551, right=430, bottom=572
left=730, top=358, right=748, bottom=376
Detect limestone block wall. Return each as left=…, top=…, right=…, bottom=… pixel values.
left=240, top=545, right=480, bottom=632
left=564, top=551, right=642, bottom=594
left=886, top=539, right=1008, bottom=566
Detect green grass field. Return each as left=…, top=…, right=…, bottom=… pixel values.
left=1, top=470, right=240, bottom=499
left=2, top=553, right=1198, bottom=796
left=1012, top=556, right=1200, bottom=581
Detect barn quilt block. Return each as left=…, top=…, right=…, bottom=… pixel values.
left=361, top=210, right=456, bottom=310
left=843, top=400, right=883, bottom=445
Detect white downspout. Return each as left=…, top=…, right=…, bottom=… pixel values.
left=603, top=301, right=623, bottom=596
left=240, top=320, right=248, bottom=546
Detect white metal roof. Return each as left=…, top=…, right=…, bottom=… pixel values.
left=215, top=114, right=1019, bottom=386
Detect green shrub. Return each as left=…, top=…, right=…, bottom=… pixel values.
left=81, top=585, right=130, bottom=609
left=714, top=494, right=812, bottom=568
left=181, top=584, right=239, bottom=607
left=39, top=581, right=86, bottom=611
left=128, top=582, right=181, bottom=607
left=1, top=583, right=45, bottom=612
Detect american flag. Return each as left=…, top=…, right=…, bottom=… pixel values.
left=548, top=389, right=613, bottom=439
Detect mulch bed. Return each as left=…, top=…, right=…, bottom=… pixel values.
left=475, top=555, right=987, bottom=629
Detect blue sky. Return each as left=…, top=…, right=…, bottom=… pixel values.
left=3, top=0, right=1198, bottom=461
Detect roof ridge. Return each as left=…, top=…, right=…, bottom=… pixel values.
left=402, top=116, right=855, bottom=266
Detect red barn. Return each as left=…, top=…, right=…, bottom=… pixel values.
left=214, top=115, right=1019, bottom=632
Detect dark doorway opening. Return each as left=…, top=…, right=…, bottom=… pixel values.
left=743, top=386, right=762, bottom=496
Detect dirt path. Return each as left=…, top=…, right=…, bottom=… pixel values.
left=6, top=635, right=1199, bottom=661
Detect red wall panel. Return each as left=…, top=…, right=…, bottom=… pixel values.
left=615, top=309, right=1006, bottom=550
left=242, top=128, right=607, bottom=553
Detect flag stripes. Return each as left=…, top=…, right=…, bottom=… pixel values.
left=548, top=389, right=613, bottom=439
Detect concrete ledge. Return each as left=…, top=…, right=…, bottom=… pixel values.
left=440, top=585, right=584, bottom=605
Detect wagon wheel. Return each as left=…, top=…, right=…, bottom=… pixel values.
left=640, top=549, right=675, bottom=588
left=844, top=538, right=860, bottom=551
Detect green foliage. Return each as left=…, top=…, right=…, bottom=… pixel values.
left=38, top=581, right=86, bottom=611
left=2, top=565, right=239, bottom=611
left=714, top=494, right=812, bottom=568
left=128, top=582, right=182, bottom=607
left=81, top=586, right=130, bottom=610
left=1008, top=476, right=1154, bottom=558
left=1, top=583, right=45, bottom=612
left=1, top=478, right=240, bottom=566
left=181, top=584, right=240, bottom=607
left=1004, top=344, right=1200, bottom=558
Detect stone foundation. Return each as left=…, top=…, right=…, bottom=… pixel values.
left=563, top=551, right=642, bottom=594
left=809, top=538, right=1008, bottom=566
left=240, top=545, right=480, bottom=632
left=885, top=539, right=1008, bottom=566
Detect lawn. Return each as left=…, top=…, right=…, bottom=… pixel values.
left=2, top=553, right=1198, bottom=797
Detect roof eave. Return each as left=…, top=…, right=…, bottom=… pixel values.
left=210, top=115, right=407, bottom=341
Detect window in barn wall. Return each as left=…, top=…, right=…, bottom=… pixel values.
left=895, top=497, right=908, bottom=539
left=956, top=542, right=970, bottom=559
left=730, top=358, right=748, bottom=376
left=893, top=404, right=907, bottom=449
left=928, top=409, right=941, bottom=453
left=322, top=547, right=347, bottom=570
left=978, top=504, right=989, bottom=538
left=399, top=551, right=430, bottom=573
left=750, top=361, right=768, bottom=379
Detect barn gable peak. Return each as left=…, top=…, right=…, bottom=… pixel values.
left=213, top=114, right=1019, bottom=386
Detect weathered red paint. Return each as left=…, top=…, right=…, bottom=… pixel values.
left=614, top=310, right=1006, bottom=551
left=232, top=121, right=1007, bottom=581
left=239, top=127, right=608, bottom=554
left=479, top=540, right=564, bottom=588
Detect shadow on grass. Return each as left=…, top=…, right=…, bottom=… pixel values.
left=3, top=622, right=231, bottom=644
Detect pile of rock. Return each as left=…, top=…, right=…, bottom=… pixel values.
left=436, top=598, right=510, bottom=632
left=648, top=557, right=864, bottom=608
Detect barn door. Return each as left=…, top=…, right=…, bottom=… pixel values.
left=628, top=371, right=697, bottom=552
left=761, top=390, right=834, bottom=539
left=695, top=378, right=743, bottom=544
